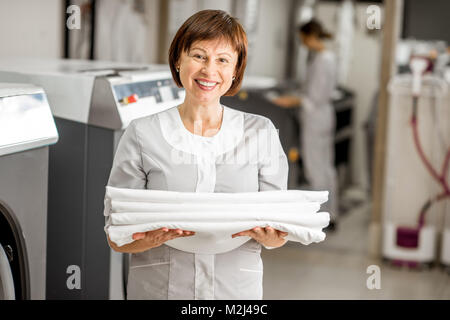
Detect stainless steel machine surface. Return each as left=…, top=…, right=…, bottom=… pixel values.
left=0, top=83, right=58, bottom=299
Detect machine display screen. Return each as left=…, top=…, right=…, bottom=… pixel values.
left=113, top=78, right=183, bottom=104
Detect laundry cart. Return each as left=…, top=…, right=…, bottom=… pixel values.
left=0, top=83, right=58, bottom=299
left=0, top=58, right=184, bottom=299
left=382, top=73, right=449, bottom=268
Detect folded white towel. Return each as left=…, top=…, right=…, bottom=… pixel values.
left=104, top=186, right=330, bottom=254
left=109, top=201, right=320, bottom=214
left=105, top=186, right=329, bottom=205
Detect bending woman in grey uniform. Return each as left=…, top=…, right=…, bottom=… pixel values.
left=274, top=19, right=339, bottom=230
left=105, top=10, right=289, bottom=300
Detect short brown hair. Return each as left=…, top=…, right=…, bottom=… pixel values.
left=168, top=10, right=248, bottom=96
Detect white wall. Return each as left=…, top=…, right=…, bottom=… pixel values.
left=0, top=0, right=63, bottom=59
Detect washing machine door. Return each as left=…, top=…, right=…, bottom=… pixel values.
left=0, top=243, right=15, bottom=300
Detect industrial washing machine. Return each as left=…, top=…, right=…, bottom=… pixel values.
left=0, top=58, right=184, bottom=299
left=0, top=83, right=58, bottom=299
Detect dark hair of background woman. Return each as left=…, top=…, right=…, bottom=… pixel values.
left=298, top=19, right=333, bottom=39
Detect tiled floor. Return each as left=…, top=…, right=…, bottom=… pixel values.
left=261, top=200, right=450, bottom=299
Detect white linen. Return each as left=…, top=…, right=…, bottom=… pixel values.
left=105, top=184, right=329, bottom=204
left=104, top=186, right=330, bottom=254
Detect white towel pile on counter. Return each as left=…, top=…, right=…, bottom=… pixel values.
left=104, top=186, right=331, bottom=254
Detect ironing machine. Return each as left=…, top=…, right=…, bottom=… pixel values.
left=382, top=54, right=449, bottom=268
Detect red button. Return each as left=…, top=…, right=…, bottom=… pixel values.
left=127, top=94, right=138, bottom=103
left=121, top=94, right=139, bottom=104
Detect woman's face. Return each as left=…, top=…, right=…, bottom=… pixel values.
left=299, top=32, right=315, bottom=49
left=177, top=38, right=238, bottom=105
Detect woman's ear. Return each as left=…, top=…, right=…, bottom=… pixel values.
left=175, top=58, right=181, bottom=72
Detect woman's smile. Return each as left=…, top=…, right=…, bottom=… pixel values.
left=194, top=78, right=219, bottom=91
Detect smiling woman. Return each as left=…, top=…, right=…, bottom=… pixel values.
left=167, top=10, right=249, bottom=137
left=104, top=9, right=289, bottom=300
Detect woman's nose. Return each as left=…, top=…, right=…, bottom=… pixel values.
left=201, top=59, right=217, bottom=76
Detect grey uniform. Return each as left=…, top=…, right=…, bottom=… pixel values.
left=105, top=105, right=288, bottom=300
left=298, top=50, right=339, bottom=220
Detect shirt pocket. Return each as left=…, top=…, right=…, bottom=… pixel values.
left=126, top=245, right=170, bottom=300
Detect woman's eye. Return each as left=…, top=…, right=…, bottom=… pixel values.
left=193, top=54, right=204, bottom=60
left=219, top=58, right=229, bottom=63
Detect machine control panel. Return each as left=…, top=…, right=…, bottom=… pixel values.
left=89, top=70, right=185, bottom=130
left=114, top=78, right=183, bottom=105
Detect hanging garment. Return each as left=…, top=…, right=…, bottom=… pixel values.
left=95, top=0, right=148, bottom=62
left=105, top=105, right=295, bottom=299
left=104, top=186, right=330, bottom=253
left=336, top=0, right=355, bottom=85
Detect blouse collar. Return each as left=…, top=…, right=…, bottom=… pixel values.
left=158, top=105, right=244, bottom=156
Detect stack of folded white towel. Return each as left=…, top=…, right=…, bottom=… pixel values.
left=104, top=186, right=330, bottom=254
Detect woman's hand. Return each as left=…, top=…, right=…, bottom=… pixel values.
left=108, top=227, right=195, bottom=254
left=231, top=226, right=288, bottom=248
left=132, top=227, right=195, bottom=248
left=272, top=95, right=301, bottom=108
